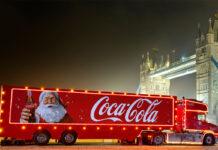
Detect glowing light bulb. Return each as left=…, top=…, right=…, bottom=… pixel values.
left=21, top=126, right=26, bottom=130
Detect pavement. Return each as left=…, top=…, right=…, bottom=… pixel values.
left=0, top=143, right=218, bottom=150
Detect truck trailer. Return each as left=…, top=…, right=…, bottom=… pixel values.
left=0, top=85, right=218, bottom=146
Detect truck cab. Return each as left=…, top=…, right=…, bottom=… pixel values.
left=167, top=99, right=218, bottom=145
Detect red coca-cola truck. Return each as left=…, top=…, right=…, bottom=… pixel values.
left=0, top=85, right=218, bottom=146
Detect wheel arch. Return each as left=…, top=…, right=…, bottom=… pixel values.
left=33, top=129, right=51, bottom=139
left=60, top=129, right=78, bottom=145
left=33, top=129, right=51, bottom=145
left=202, top=132, right=215, bottom=145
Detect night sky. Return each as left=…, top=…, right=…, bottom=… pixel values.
left=1, top=0, right=218, bottom=99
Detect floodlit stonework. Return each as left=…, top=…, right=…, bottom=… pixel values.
left=140, top=49, right=170, bottom=95
left=140, top=14, right=218, bottom=125
left=195, top=17, right=218, bottom=124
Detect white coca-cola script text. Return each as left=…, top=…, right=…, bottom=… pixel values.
left=90, top=96, right=162, bottom=123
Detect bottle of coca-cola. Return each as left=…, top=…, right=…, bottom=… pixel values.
left=25, top=90, right=36, bottom=122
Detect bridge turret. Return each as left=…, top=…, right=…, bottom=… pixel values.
left=206, top=18, right=214, bottom=44
left=195, top=24, right=201, bottom=48
left=166, top=54, right=170, bottom=67
left=214, top=11, right=218, bottom=42
left=159, top=55, right=164, bottom=68
left=146, top=52, right=151, bottom=68
left=200, top=32, right=205, bottom=45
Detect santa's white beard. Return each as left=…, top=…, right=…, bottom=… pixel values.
left=35, top=103, right=66, bottom=123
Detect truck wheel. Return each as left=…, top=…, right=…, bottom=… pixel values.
left=203, top=134, right=215, bottom=145
left=60, top=130, right=77, bottom=145
left=152, top=133, right=165, bottom=145
left=33, top=130, right=51, bottom=145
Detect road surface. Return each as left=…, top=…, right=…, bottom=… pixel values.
left=0, top=143, right=218, bottom=150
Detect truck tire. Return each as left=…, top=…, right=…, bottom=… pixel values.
left=60, top=130, right=77, bottom=145
left=33, top=130, right=51, bottom=145
left=203, top=134, right=215, bottom=145
left=152, top=133, right=165, bottom=145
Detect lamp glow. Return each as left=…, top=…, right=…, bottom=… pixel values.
left=21, top=126, right=26, bottom=130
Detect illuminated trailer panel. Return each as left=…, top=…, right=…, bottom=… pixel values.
left=0, top=85, right=175, bottom=141
left=9, top=88, right=174, bottom=126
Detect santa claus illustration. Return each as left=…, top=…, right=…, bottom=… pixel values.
left=20, top=91, right=73, bottom=123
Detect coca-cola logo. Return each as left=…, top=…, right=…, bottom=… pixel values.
left=91, top=96, right=162, bottom=123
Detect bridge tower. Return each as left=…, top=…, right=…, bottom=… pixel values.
left=196, top=16, right=218, bottom=124
left=140, top=49, right=170, bottom=95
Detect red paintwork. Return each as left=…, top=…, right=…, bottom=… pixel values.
left=176, top=99, right=218, bottom=138
left=0, top=85, right=217, bottom=142
left=0, top=85, right=175, bottom=141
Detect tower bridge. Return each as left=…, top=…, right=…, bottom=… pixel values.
left=149, top=54, right=196, bottom=80
left=139, top=15, right=218, bottom=124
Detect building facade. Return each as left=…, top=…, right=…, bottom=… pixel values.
left=140, top=14, right=218, bottom=124
left=196, top=16, right=218, bottom=124
left=140, top=49, right=170, bottom=95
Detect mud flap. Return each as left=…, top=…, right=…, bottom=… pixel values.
left=137, top=136, right=143, bottom=145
